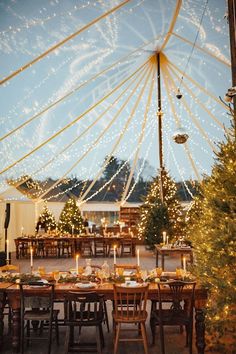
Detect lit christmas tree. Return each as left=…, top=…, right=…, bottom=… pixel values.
left=138, top=168, right=184, bottom=248
left=58, top=198, right=84, bottom=234
left=39, top=203, right=57, bottom=231
left=188, top=127, right=236, bottom=352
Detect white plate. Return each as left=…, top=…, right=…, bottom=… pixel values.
left=123, top=271, right=134, bottom=276
left=121, top=281, right=142, bottom=287
left=75, top=282, right=96, bottom=289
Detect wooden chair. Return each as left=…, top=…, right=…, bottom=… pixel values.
left=106, top=239, right=120, bottom=258
left=63, top=291, right=105, bottom=354
left=114, top=264, right=139, bottom=276
left=150, top=281, right=196, bottom=354
left=113, top=283, right=149, bottom=354
left=19, top=282, right=59, bottom=354
left=44, top=240, right=58, bottom=258
left=58, top=239, right=73, bottom=258
left=120, top=238, right=133, bottom=257
left=80, top=265, right=109, bottom=332
left=94, top=239, right=107, bottom=257
left=80, top=240, right=93, bottom=257
left=18, top=240, right=31, bottom=258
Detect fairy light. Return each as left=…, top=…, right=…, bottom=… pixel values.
left=165, top=133, right=194, bottom=199
left=0, top=2, right=92, bottom=37
left=124, top=119, right=156, bottom=203
left=41, top=116, right=155, bottom=203
left=78, top=118, right=156, bottom=205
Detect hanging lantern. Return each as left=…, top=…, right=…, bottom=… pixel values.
left=172, top=128, right=189, bottom=144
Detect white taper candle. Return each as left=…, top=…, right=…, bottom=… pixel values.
left=137, top=248, right=140, bottom=267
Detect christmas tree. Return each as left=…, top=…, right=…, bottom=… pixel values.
left=38, top=203, right=57, bottom=231
left=188, top=126, right=236, bottom=351
left=138, top=168, right=184, bottom=248
left=58, top=198, right=84, bottom=234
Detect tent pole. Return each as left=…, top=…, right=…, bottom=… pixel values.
left=156, top=53, right=164, bottom=202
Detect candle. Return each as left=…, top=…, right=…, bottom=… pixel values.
left=6, top=240, right=9, bottom=261
left=105, top=224, right=107, bottom=232
left=113, top=245, right=117, bottom=265
left=72, top=225, right=74, bottom=235
left=162, top=231, right=166, bottom=244
left=30, top=248, right=33, bottom=268
left=76, top=254, right=79, bottom=275
left=166, top=236, right=169, bottom=245
left=137, top=248, right=140, bottom=267
left=183, top=257, right=186, bottom=272
left=21, top=226, right=24, bottom=236
left=128, top=227, right=131, bottom=234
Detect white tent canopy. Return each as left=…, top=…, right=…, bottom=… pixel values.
left=0, top=0, right=231, bottom=205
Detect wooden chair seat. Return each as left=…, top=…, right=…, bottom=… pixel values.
left=113, top=309, right=148, bottom=323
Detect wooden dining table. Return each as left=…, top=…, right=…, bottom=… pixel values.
left=14, top=234, right=139, bottom=259
left=155, top=244, right=194, bottom=270
left=3, top=280, right=208, bottom=354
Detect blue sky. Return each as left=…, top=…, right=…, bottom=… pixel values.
left=0, top=0, right=232, bottom=200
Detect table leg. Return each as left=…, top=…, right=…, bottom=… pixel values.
left=161, top=254, right=165, bottom=270
left=0, top=294, right=5, bottom=348
left=12, top=308, right=20, bottom=352
left=156, top=250, right=159, bottom=267
left=195, top=308, right=206, bottom=354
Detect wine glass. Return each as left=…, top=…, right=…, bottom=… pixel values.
left=53, top=270, right=60, bottom=284
left=156, top=267, right=163, bottom=278
left=140, top=270, right=148, bottom=283
left=97, top=270, right=105, bottom=284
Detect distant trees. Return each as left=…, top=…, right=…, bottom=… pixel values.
left=12, top=155, right=198, bottom=203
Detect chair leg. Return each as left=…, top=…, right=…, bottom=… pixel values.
left=26, top=321, right=30, bottom=346
left=140, top=323, right=149, bottom=354
left=99, top=324, right=105, bottom=348
left=185, top=324, right=189, bottom=346
left=159, top=324, right=165, bottom=354
left=47, top=319, right=53, bottom=354
left=8, top=307, right=12, bottom=334
left=20, top=320, right=24, bottom=354
left=55, top=317, right=59, bottom=345
left=189, top=324, right=193, bottom=354
left=114, top=323, right=121, bottom=354
left=64, top=326, right=71, bottom=354
left=103, top=301, right=110, bottom=332
left=150, top=319, right=156, bottom=345
left=96, top=325, right=103, bottom=354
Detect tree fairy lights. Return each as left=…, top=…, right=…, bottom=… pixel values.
left=138, top=168, right=184, bottom=248
left=187, top=122, right=236, bottom=352
left=58, top=198, right=84, bottom=235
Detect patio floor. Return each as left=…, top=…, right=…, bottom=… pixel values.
left=2, top=246, right=199, bottom=354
